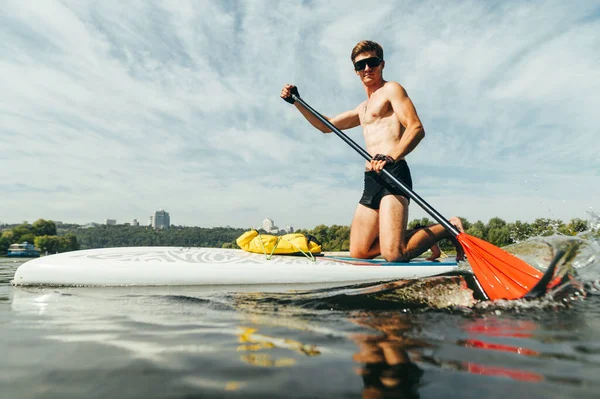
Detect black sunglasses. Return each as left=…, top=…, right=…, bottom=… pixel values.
left=354, top=56, right=382, bottom=71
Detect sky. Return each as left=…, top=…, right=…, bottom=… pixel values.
left=1, top=0, right=599, bottom=229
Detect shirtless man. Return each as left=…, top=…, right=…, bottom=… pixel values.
left=281, top=40, right=463, bottom=262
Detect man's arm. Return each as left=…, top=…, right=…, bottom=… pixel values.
left=386, top=82, right=425, bottom=160
left=281, top=84, right=360, bottom=133
left=295, top=104, right=360, bottom=133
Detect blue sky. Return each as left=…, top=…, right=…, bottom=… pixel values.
left=1, top=0, right=599, bottom=229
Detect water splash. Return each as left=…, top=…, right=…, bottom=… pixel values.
left=503, top=211, right=600, bottom=296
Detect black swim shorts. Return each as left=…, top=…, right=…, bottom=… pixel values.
left=359, top=159, right=412, bottom=209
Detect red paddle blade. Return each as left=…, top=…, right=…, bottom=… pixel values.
left=457, top=233, right=543, bottom=300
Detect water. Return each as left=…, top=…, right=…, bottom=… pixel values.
left=2, top=234, right=600, bottom=399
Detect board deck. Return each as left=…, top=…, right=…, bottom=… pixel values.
left=12, top=247, right=458, bottom=287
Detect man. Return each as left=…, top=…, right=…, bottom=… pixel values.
left=281, top=40, right=463, bottom=262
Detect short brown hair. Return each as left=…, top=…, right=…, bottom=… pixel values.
left=351, top=40, right=384, bottom=63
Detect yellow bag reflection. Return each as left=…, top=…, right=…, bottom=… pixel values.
left=236, top=230, right=322, bottom=256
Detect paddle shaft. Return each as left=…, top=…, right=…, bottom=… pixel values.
left=292, top=94, right=460, bottom=237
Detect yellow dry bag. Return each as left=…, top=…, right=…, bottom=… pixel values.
left=236, top=230, right=322, bottom=257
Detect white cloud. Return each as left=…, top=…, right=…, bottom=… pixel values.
left=0, top=0, right=598, bottom=229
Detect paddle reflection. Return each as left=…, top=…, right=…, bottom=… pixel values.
left=350, top=312, right=426, bottom=399
left=458, top=318, right=544, bottom=382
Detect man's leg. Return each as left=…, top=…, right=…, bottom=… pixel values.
left=420, top=217, right=465, bottom=261
left=425, top=244, right=442, bottom=261
left=349, top=204, right=381, bottom=259
left=379, top=195, right=453, bottom=262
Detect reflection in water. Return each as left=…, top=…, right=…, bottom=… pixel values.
left=463, top=360, right=543, bottom=382
left=348, top=313, right=550, bottom=396
left=350, top=312, right=426, bottom=399
left=234, top=309, right=429, bottom=397
left=458, top=318, right=543, bottom=383
left=237, top=326, right=320, bottom=368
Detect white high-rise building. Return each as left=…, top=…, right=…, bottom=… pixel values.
left=131, top=219, right=140, bottom=227
left=262, top=218, right=274, bottom=232
left=151, top=209, right=170, bottom=229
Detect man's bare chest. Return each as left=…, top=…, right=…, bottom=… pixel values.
left=362, top=96, right=394, bottom=124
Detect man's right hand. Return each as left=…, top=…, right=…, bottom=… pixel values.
left=281, top=84, right=299, bottom=104
left=370, top=154, right=395, bottom=173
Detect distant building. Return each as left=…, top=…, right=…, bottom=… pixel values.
left=151, top=209, right=170, bottom=229
left=262, top=218, right=282, bottom=234
left=262, top=218, right=274, bottom=232
left=105, top=219, right=117, bottom=226
left=131, top=219, right=140, bottom=227
left=285, top=226, right=294, bottom=233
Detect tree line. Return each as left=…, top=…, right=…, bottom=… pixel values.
left=70, top=225, right=247, bottom=249
left=0, top=219, right=79, bottom=255
left=0, top=217, right=594, bottom=255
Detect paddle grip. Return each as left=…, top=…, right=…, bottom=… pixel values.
left=292, top=94, right=461, bottom=237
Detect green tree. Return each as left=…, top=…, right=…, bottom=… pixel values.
left=327, top=225, right=350, bottom=251
left=33, top=219, right=57, bottom=236
left=408, top=218, right=434, bottom=229
left=487, top=217, right=507, bottom=230
left=0, top=236, right=10, bottom=255
left=508, top=221, right=534, bottom=242
left=58, top=234, right=79, bottom=252
left=1, top=230, right=14, bottom=243
left=466, top=220, right=486, bottom=239
left=567, top=218, right=588, bottom=234
left=310, top=225, right=330, bottom=250
left=486, top=218, right=512, bottom=247
left=35, top=236, right=60, bottom=254
left=531, top=218, right=560, bottom=236
left=488, top=226, right=512, bottom=247
left=11, top=223, right=34, bottom=243
left=19, top=233, right=36, bottom=245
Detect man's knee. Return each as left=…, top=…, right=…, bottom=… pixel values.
left=381, top=252, right=410, bottom=262
left=350, top=246, right=370, bottom=259
left=380, top=246, right=410, bottom=262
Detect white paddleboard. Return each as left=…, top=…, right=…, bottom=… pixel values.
left=12, top=247, right=457, bottom=287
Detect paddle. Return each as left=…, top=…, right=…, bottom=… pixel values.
left=290, top=93, right=544, bottom=300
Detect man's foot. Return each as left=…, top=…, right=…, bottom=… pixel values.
left=425, top=244, right=442, bottom=262
left=448, top=217, right=465, bottom=261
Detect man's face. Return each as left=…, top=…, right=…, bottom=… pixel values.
left=354, top=51, right=384, bottom=83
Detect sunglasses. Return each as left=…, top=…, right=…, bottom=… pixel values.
left=354, top=56, right=383, bottom=71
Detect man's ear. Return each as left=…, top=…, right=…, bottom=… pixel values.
left=381, top=60, right=385, bottom=70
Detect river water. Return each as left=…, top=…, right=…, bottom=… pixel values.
left=2, top=234, right=600, bottom=399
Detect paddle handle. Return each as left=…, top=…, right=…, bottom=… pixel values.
left=292, top=94, right=460, bottom=237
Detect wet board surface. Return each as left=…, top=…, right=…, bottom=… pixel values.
left=12, top=247, right=458, bottom=287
